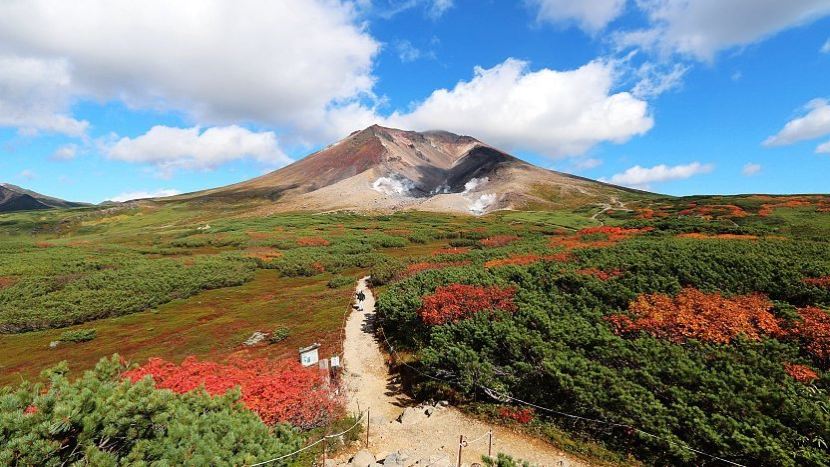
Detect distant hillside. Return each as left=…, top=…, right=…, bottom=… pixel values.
left=0, top=183, right=88, bottom=213
left=173, top=125, right=652, bottom=214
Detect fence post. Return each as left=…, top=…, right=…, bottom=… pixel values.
left=366, top=408, right=370, bottom=448
left=488, top=429, right=493, bottom=457
left=457, top=435, right=464, bottom=467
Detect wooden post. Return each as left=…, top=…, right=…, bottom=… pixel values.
left=488, top=429, right=493, bottom=457
left=365, top=407, right=370, bottom=448
left=457, top=435, right=464, bottom=467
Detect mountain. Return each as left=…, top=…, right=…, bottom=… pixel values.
left=0, top=183, right=88, bottom=213
left=174, top=125, right=650, bottom=214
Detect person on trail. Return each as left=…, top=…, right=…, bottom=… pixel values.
left=356, top=290, right=366, bottom=302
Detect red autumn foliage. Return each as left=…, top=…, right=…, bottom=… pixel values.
left=803, top=276, right=830, bottom=288
left=498, top=406, right=535, bottom=424
left=791, top=306, right=830, bottom=363
left=479, top=235, right=520, bottom=248
left=755, top=196, right=830, bottom=217
left=577, top=268, right=623, bottom=281
left=418, top=284, right=517, bottom=325
left=485, top=254, right=542, bottom=268
left=399, top=260, right=471, bottom=278
left=124, top=356, right=340, bottom=429
left=549, top=226, right=651, bottom=250
left=311, top=261, right=326, bottom=273
left=606, top=288, right=785, bottom=345
left=23, top=405, right=38, bottom=415
left=784, top=363, right=819, bottom=383
left=677, top=204, right=748, bottom=219
left=296, top=237, right=330, bottom=247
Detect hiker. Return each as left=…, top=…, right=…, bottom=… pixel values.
left=356, top=290, right=366, bottom=302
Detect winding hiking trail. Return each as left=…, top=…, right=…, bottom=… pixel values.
left=342, top=277, right=588, bottom=466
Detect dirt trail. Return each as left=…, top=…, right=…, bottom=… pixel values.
left=342, top=277, right=589, bottom=466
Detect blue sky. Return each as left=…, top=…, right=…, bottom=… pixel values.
left=0, top=0, right=829, bottom=203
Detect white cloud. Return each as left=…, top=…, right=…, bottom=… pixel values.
left=427, top=0, right=453, bottom=18
left=632, top=62, right=688, bottom=98
left=387, top=58, right=653, bottom=157
left=19, top=169, right=36, bottom=180
left=571, top=158, right=604, bottom=170
left=817, top=140, right=830, bottom=154
left=528, top=0, right=626, bottom=33
left=396, top=41, right=423, bottom=63
left=764, top=98, right=830, bottom=148
left=0, top=0, right=378, bottom=141
left=0, top=55, right=88, bottom=136
left=602, top=162, right=713, bottom=189
left=108, top=189, right=181, bottom=203
left=51, top=144, right=78, bottom=160
left=619, top=0, right=830, bottom=61
left=742, top=163, right=762, bottom=176
left=822, top=38, right=830, bottom=53
left=105, top=125, right=292, bottom=175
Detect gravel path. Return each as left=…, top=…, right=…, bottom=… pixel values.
left=342, top=277, right=589, bottom=466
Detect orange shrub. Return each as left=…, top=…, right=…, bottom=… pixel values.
left=400, top=260, right=471, bottom=278
left=784, top=363, right=819, bottom=383
left=124, top=356, right=340, bottom=429
left=480, top=235, right=519, bottom=248
left=791, top=306, right=830, bottom=363
left=0, top=276, right=16, bottom=289
left=498, top=406, right=535, bottom=424
left=245, top=247, right=283, bottom=261
left=577, top=268, right=623, bottom=281
left=418, top=284, right=517, bottom=325
left=804, top=277, right=830, bottom=288
left=296, top=237, right=330, bottom=247
left=485, top=254, right=541, bottom=268
left=606, top=288, right=784, bottom=344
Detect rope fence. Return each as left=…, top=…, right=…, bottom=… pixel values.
left=250, top=412, right=366, bottom=466
left=376, top=318, right=748, bottom=467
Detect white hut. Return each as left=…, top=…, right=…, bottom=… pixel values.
left=299, top=343, right=320, bottom=367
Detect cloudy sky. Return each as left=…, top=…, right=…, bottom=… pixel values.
left=1, top=0, right=829, bottom=202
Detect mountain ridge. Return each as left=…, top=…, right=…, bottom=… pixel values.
left=0, top=183, right=89, bottom=213
left=171, top=125, right=651, bottom=214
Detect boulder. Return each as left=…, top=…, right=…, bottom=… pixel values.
left=424, top=406, right=435, bottom=417
left=350, top=449, right=376, bottom=467
left=397, top=407, right=424, bottom=425
left=242, top=331, right=268, bottom=346
left=48, top=341, right=60, bottom=349
left=382, top=451, right=410, bottom=466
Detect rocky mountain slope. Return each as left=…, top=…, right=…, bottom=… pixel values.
left=0, top=184, right=88, bottom=213
left=174, top=125, right=648, bottom=214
